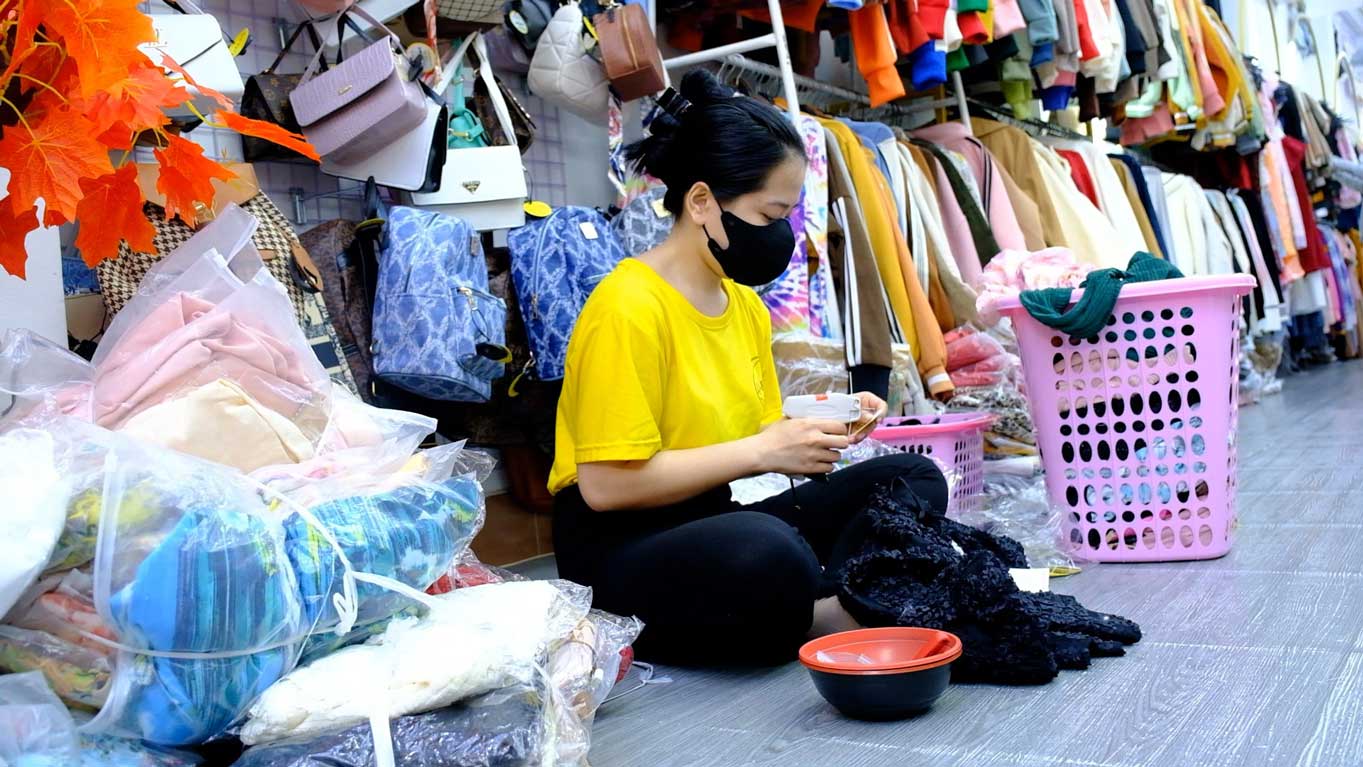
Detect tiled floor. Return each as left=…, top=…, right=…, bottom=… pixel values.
left=569, top=360, right=1363, bottom=767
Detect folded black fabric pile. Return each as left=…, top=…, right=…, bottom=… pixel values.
left=837, top=488, right=1141, bottom=685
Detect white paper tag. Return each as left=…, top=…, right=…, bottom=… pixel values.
left=508, top=10, right=529, bottom=34
left=651, top=198, right=669, bottom=218
left=579, top=221, right=599, bottom=240
left=1008, top=568, right=1051, bottom=593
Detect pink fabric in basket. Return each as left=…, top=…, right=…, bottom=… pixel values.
left=976, top=248, right=1093, bottom=326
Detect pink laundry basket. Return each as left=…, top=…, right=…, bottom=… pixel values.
left=870, top=413, right=992, bottom=516
left=997, top=275, right=1256, bottom=563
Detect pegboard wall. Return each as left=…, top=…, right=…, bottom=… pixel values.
left=150, top=0, right=575, bottom=232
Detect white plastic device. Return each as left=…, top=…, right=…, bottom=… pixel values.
left=782, top=393, right=861, bottom=423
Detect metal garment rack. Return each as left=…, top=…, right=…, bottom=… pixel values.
left=654, top=0, right=802, bottom=122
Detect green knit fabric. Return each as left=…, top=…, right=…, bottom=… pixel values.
left=1018, top=252, right=1184, bottom=339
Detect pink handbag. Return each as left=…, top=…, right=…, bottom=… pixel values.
left=290, top=8, right=428, bottom=165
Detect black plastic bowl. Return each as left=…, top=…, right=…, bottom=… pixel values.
left=804, top=662, right=953, bottom=721
left=799, top=627, right=962, bottom=720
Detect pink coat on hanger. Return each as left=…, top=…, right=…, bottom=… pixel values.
left=913, top=122, right=1029, bottom=254
left=93, top=293, right=318, bottom=429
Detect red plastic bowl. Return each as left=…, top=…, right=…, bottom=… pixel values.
left=799, top=628, right=962, bottom=720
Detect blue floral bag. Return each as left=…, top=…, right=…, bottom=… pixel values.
left=372, top=206, right=508, bottom=401
left=507, top=207, right=625, bottom=380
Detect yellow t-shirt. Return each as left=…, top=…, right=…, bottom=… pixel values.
left=548, top=258, right=783, bottom=494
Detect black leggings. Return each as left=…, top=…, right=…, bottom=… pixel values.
left=552, top=453, right=948, bottom=666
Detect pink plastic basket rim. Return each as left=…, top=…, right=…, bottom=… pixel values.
left=993, top=274, right=1256, bottom=314
left=872, top=412, right=993, bottom=440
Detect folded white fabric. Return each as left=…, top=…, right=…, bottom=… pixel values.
left=239, top=580, right=589, bottom=745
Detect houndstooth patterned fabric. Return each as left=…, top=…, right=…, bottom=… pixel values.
left=98, top=196, right=309, bottom=325
left=435, top=0, right=501, bottom=22
left=609, top=185, right=672, bottom=256
left=371, top=206, right=508, bottom=402
left=507, top=207, right=626, bottom=380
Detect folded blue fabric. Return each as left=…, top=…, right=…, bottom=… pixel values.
left=910, top=42, right=948, bottom=91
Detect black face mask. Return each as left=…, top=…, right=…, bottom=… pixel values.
left=703, top=210, right=795, bottom=286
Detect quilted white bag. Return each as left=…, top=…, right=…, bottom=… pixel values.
left=527, top=1, right=609, bottom=120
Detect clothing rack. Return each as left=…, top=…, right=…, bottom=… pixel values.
left=656, top=0, right=801, bottom=123
left=719, top=54, right=870, bottom=108
left=966, top=97, right=1088, bottom=141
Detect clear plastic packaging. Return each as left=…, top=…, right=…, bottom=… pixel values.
left=0, top=329, right=94, bottom=424
left=0, top=429, right=70, bottom=619
left=0, top=671, right=79, bottom=765
left=0, top=625, right=112, bottom=709
left=772, top=334, right=849, bottom=400
left=239, top=580, right=593, bottom=747
left=231, top=683, right=552, bottom=767
left=958, top=472, right=1082, bottom=569
left=426, top=550, right=526, bottom=596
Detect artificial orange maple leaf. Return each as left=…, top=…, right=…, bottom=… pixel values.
left=43, top=0, right=156, bottom=99
left=0, top=0, right=43, bottom=82
left=0, top=203, right=39, bottom=279
left=0, top=106, right=112, bottom=224
left=79, top=60, right=179, bottom=136
left=160, top=53, right=231, bottom=110
left=73, top=165, right=156, bottom=268
left=153, top=134, right=235, bottom=228
left=219, top=111, right=321, bottom=162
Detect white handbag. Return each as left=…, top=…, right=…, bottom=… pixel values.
left=527, top=2, right=609, bottom=120
left=140, top=1, right=245, bottom=116
left=408, top=34, right=528, bottom=232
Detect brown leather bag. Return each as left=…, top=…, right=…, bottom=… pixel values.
left=593, top=3, right=665, bottom=102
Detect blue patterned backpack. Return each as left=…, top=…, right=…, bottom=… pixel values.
left=372, top=206, right=508, bottom=401
left=507, top=207, right=626, bottom=380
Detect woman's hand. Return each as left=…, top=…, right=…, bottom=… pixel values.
left=751, top=418, right=850, bottom=475
left=849, top=391, right=888, bottom=444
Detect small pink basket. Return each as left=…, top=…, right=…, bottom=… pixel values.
left=997, top=275, right=1256, bottom=562
left=870, top=413, right=992, bottom=515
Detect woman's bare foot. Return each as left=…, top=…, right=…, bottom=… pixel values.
left=808, top=596, right=863, bottom=638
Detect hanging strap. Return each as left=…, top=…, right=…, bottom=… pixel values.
left=470, top=33, right=519, bottom=151
left=264, top=20, right=324, bottom=75
left=301, top=4, right=404, bottom=82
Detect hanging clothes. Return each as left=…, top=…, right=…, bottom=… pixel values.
left=912, top=121, right=1030, bottom=252
left=1107, top=160, right=1162, bottom=259
left=904, top=143, right=982, bottom=286
left=824, top=127, right=895, bottom=373
left=1160, top=172, right=1232, bottom=276
left=1056, top=148, right=1101, bottom=206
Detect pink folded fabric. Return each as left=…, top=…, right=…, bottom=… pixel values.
left=93, top=293, right=317, bottom=429
left=976, top=247, right=1093, bottom=325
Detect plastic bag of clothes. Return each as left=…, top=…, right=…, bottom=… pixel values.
left=0, top=329, right=94, bottom=423
left=772, top=334, right=848, bottom=400
left=547, top=611, right=642, bottom=765
left=232, top=684, right=552, bottom=767
left=0, top=418, right=484, bottom=747
left=0, top=430, right=69, bottom=618
left=0, top=671, right=199, bottom=767
left=0, top=625, right=112, bottom=709
left=239, top=580, right=592, bottom=746
left=0, top=671, right=81, bottom=765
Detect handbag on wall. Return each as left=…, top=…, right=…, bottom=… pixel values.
left=609, top=185, right=672, bottom=255
left=593, top=2, right=665, bottom=101
left=506, top=207, right=626, bottom=380
left=96, top=165, right=321, bottom=326
left=410, top=34, right=529, bottom=231
left=140, top=0, right=246, bottom=115
left=527, top=1, right=610, bottom=120
left=290, top=8, right=428, bottom=165
left=372, top=205, right=509, bottom=402
left=240, top=21, right=324, bottom=163
left=475, top=69, right=536, bottom=153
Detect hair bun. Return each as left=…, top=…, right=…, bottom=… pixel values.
left=679, top=69, right=736, bottom=107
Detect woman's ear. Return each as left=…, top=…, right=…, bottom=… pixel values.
left=683, top=181, right=714, bottom=226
